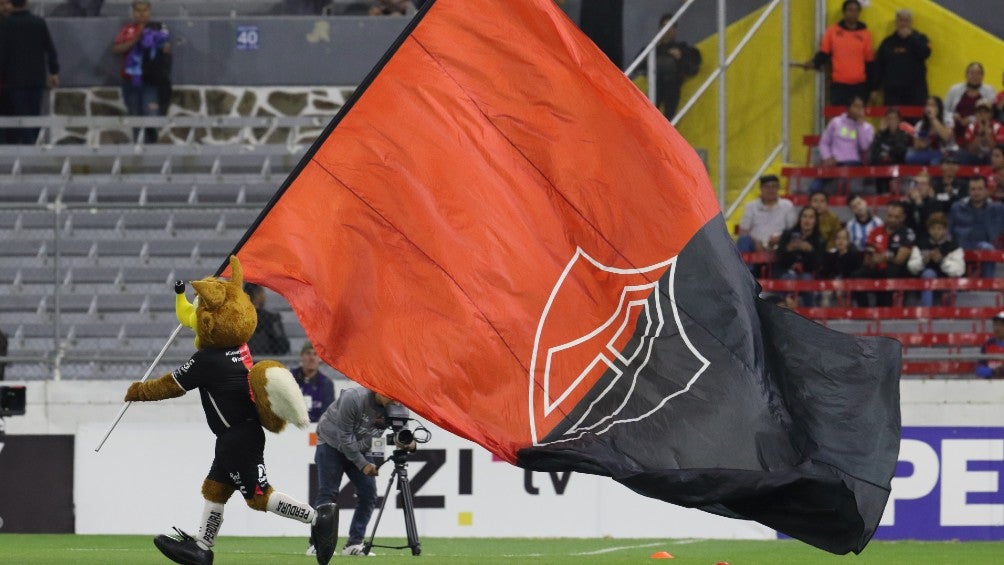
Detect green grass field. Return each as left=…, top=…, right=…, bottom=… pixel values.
left=2, top=535, right=1002, bottom=564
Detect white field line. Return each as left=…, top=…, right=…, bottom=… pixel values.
left=574, top=539, right=700, bottom=556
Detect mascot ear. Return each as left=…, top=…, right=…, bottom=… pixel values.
left=192, top=280, right=227, bottom=309
left=228, top=255, right=244, bottom=286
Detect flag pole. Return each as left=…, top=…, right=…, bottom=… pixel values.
left=93, top=323, right=184, bottom=452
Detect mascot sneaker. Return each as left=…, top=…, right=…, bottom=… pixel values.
left=311, top=503, right=338, bottom=565
left=153, top=527, right=214, bottom=565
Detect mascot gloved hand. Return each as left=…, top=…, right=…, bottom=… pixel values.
left=124, top=255, right=338, bottom=565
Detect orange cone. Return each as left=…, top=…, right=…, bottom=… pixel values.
left=650, top=551, right=674, bottom=559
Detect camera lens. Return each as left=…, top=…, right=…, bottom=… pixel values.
left=395, top=429, right=414, bottom=446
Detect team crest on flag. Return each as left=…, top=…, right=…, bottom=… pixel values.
left=530, top=249, right=709, bottom=445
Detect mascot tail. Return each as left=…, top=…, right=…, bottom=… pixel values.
left=248, top=360, right=309, bottom=433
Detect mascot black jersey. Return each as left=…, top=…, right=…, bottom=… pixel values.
left=172, top=343, right=257, bottom=435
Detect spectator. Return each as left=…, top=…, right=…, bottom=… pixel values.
left=960, top=99, right=1004, bottom=165
left=812, top=95, right=874, bottom=195
left=292, top=342, right=335, bottom=423
left=736, top=174, right=797, bottom=253
left=949, top=176, right=1004, bottom=278
left=244, top=283, right=291, bottom=357
left=944, top=62, right=996, bottom=149
left=0, top=0, right=60, bottom=145
left=819, top=95, right=874, bottom=167
left=112, top=0, right=171, bottom=144
left=873, top=9, right=930, bottom=106
left=932, top=153, right=966, bottom=205
left=906, top=95, right=955, bottom=165
left=368, top=0, right=413, bottom=15
left=855, top=201, right=915, bottom=306
left=870, top=106, right=911, bottom=193
left=820, top=227, right=864, bottom=279
left=761, top=292, right=797, bottom=310
left=870, top=107, right=911, bottom=165
left=773, top=206, right=826, bottom=306
left=976, top=312, right=1004, bottom=379
left=633, top=12, right=701, bottom=120
left=989, top=144, right=1004, bottom=200
left=846, top=193, right=883, bottom=251
left=797, top=0, right=873, bottom=106
left=0, top=0, right=11, bottom=18
left=818, top=227, right=863, bottom=307
left=903, top=172, right=942, bottom=239
left=809, top=190, right=841, bottom=245
left=907, top=212, right=964, bottom=307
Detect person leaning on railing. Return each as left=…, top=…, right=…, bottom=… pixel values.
left=853, top=201, right=915, bottom=307
left=949, top=176, right=1004, bottom=278
left=818, top=228, right=863, bottom=307
left=772, top=206, right=826, bottom=307
left=905, top=95, right=955, bottom=166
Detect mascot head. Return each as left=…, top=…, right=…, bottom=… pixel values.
left=179, top=255, right=257, bottom=350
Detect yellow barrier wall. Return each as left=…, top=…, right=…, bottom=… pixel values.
left=673, top=1, right=1003, bottom=234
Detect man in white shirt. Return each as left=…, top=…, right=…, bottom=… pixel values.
left=737, top=175, right=797, bottom=252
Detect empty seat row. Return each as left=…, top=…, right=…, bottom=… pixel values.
left=0, top=182, right=279, bottom=205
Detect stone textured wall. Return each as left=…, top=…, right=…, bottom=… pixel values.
left=50, top=86, right=354, bottom=145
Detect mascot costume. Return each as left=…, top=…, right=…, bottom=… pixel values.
left=124, top=256, right=338, bottom=565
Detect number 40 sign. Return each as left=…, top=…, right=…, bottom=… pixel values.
left=236, top=26, right=260, bottom=51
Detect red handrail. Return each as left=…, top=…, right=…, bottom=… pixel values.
left=781, top=164, right=989, bottom=180
left=759, top=277, right=1004, bottom=292
left=792, top=306, right=1002, bottom=320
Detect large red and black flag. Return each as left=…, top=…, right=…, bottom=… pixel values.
left=224, top=0, right=901, bottom=554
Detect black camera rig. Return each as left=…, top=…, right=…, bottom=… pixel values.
left=0, top=385, right=26, bottom=418
left=379, top=402, right=431, bottom=450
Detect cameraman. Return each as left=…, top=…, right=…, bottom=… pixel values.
left=313, top=386, right=413, bottom=556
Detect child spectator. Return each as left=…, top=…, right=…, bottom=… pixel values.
left=870, top=106, right=911, bottom=193
left=773, top=206, right=826, bottom=306
left=976, top=312, right=1004, bottom=379
left=846, top=194, right=883, bottom=251
left=960, top=100, right=1004, bottom=165
left=907, top=212, right=964, bottom=307
left=818, top=227, right=863, bottom=306
left=906, top=95, right=955, bottom=165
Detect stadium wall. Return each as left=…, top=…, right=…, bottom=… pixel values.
left=1, top=380, right=1002, bottom=540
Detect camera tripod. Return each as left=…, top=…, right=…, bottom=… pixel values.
left=361, top=447, right=421, bottom=556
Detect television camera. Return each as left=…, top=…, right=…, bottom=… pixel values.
left=364, top=401, right=431, bottom=556
left=0, top=385, right=27, bottom=439
left=378, top=402, right=431, bottom=450
left=0, top=385, right=26, bottom=418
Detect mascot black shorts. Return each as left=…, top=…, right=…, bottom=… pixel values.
left=207, top=419, right=270, bottom=499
